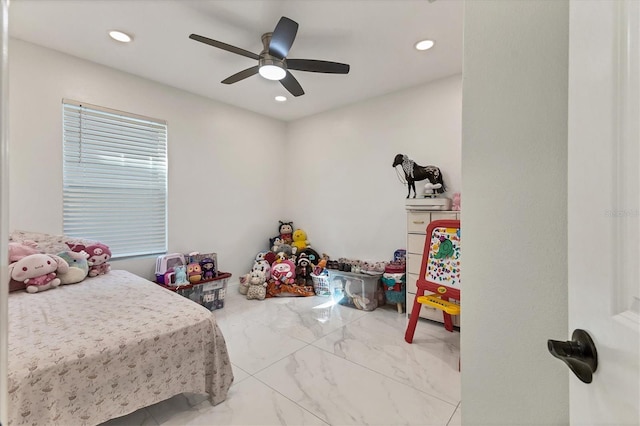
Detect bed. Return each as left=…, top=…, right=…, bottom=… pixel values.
left=7, top=233, right=233, bottom=426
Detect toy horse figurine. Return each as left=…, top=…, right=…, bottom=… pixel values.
left=392, top=153, right=446, bottom=198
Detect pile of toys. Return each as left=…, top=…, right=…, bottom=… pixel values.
left=239, top=221, right=321, bottom=300
left=155, top=252, right=219, bottom=286
left=239, top=221, right=406, bottom=308
left=323, top=259, right=387, bottom=274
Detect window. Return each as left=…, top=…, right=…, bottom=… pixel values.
left=62, top=99, right=168, bottom=259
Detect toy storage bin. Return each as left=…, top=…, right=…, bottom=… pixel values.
left=328, top=270, right=382, bottom=311
left=311, top=272, right=331, bottom=296
left=160, top=272, right=231, bottom=312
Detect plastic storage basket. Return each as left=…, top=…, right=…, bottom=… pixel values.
left=159, top=272, right=231, bottom=311
left=311, top=272, right=331, bottom=296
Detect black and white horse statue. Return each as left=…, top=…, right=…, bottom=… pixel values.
left=392, top=154, right=446, bottom=198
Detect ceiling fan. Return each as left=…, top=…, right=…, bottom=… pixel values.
left=189, top=16, right=350, bottom=97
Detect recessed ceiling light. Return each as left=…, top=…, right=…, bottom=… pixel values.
left=415, top=39, right=435, bottom=51
left=108, top=30, right=133, bottom=43
left=275, top=96, right=287, bottom=102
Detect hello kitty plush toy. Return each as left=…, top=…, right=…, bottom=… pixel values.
left=9, top=253, right=69, bottom=293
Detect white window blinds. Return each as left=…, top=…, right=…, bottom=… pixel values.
left=62, top=99, right=168, bottom=259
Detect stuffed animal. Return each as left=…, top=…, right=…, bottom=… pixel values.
left=8, top=240, right=40, bottom=262
left=238, top=273, right=250, bottom=295
left=246, top=270, right=267, bottom=300
left=295, top=253, right=313, bottom=286
left=291, top=229, right=310, bottom=252
left=270, top=237, right=282, bottom=252
left=200, top=257, right=216, bottom=280
left=278, top=221, right=294, bottom=244
left=271, top=259, right=296, bottom=286
left=263, top=251, right=277, bottom=266
left=275, top=251, right=287, bottom=263
left=271, top=238, right=295, bottom=256
left=424, top=182, right=443, bottom=197
left=86, top=243, right=111, bottom=277
left=56, top=250, right=90, bottom=285
left=251, top=259, right=271, bottom=280
left=9, top=253, right=69, bottom=293
left=68, top=242, right=111, bottom=277
left=452, top=192, right=461, bottom=210
left=174, top=265, right=189, bottom=285
left=187, top=262, right=202, bottom=283
left=313, top=259, right=327, bottom=275
left=299, top=248, right=320, bottom=266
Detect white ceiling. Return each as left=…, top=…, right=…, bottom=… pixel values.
left=9, top=0, right=463, bottom=121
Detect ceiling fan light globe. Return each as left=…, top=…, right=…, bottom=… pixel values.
left=259, top=65, right=286, bottom=81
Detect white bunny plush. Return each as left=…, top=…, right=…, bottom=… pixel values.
left=9, top=253, right=69, bottom=293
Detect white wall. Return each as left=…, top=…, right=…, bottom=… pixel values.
left=7, top=39, right=462, bottom=279
left=8, top=39, right=286, bottom=280
left=461, top=1, right=569, bottom=424
left=285, top=75, right=461, bottom=261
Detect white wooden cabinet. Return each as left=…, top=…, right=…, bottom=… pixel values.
left=405, top=201, right=460, bottom=326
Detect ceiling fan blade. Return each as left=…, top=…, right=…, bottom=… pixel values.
left=269, top=16, right=298, bottom=59
left=189, top=34, right=259, bottom=60
left=221, top=66, right=260, bottom=84
left=280, top=71, right=305, bottom=97
left=286, top=59, right=350, bottom=74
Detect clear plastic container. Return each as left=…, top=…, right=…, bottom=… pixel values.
left=327, top=270, right=381, bottom=311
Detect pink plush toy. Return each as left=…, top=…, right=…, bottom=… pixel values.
left=68, top=242, right=112, bottom=277
left=8, top=240, right=40, bottom=262
left=9, top=253, right=69, bottom=293
left=271, top=259, right=296, bottom=285
left=452, top=192, right=461, bottom=211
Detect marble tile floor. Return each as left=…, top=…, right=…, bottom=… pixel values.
left=103, top=283, right=461, bottom=426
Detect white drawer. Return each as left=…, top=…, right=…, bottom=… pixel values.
left=431, top=212, right=460, bottom=222
left=406, top=272, right=419, bottom=294
left=407, top=233, right=426, bottom=255
left=407, top=253, right=422, bottom=275
left=407, top=212, right=431, bottom=233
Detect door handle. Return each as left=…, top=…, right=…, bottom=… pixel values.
left=547, top=329, right=598, bottom=383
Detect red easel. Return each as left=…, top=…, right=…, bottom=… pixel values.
left=405, top=219, right=461, bottom=342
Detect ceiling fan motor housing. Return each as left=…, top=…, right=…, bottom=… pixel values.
left=259, top=32, right=286, bottom=68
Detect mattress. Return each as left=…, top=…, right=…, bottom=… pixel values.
left=7, top=270, right=233, bottom=426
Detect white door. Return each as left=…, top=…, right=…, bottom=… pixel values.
left=567, top=0, right=640, bottom=424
